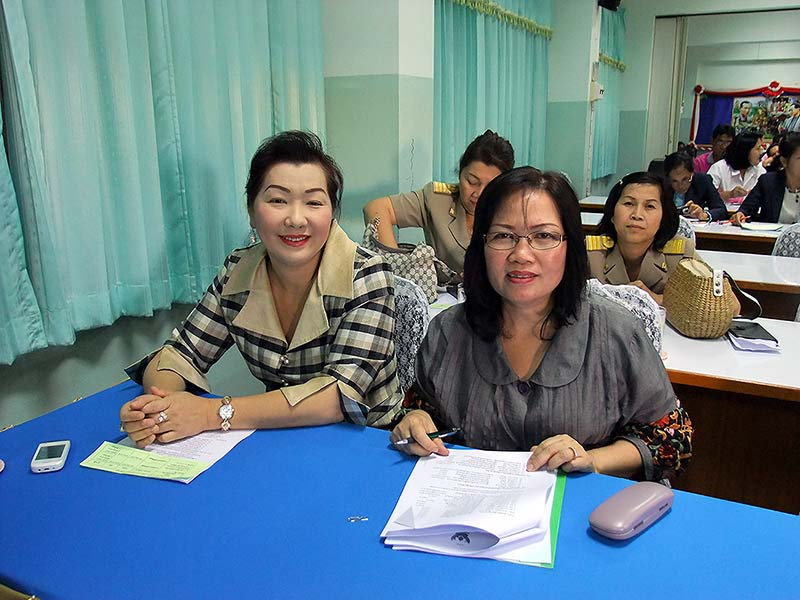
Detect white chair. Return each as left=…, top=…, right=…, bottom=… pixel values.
left=772, top=223, right=800, bottom=258
left=587, top=279, right=663, bottom=353
left=393, top=276, right=430, bottom=392
left=677, top=216, right=696, bottom=243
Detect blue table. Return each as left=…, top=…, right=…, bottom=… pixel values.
left=1, top=381, right=798, bottom=599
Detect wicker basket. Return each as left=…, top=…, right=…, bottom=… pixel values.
left=663, top=258, right=737, bottom=339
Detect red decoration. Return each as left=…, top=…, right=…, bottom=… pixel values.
left=693, top=81, right=800, bottom=98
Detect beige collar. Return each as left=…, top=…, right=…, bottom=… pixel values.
left=220, top=221, right=357, bottom=348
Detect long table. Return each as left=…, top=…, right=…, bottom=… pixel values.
left=581, top=212, right=780, bottom=254
left=698, top=250, right=800, bottom=320
left=431, top=294, right=799, bottom=513
left=1, top=381, right=798, bottom=598
left=662, top=318, right=800, bottom=513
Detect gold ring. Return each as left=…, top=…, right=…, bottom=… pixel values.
left=569, top=446, right=578, bottom=460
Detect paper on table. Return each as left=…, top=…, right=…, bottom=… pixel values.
left=727, top=334, right=780, bottom=353
left=85, top=429, right=256, bottom=483
left=741, top=222, right=783, bottom=232
left=81, top=442, right=210, bottom=482
left=382, top=449, right=559, bottom=566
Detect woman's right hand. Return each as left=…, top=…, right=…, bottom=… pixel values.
left=390, top=410, right=449, bottom=457
left=730, top=211, right=748, bottom=225
left=684, top=201, right=709, bottom=221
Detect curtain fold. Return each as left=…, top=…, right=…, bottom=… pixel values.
left=0, top=0, right=325, bottom=364
left=434, top=0, right=552, bottom=180
left=591, top=7, right=626, bottom=179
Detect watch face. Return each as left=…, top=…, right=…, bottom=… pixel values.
left=219, top=404, right=234, bottom=420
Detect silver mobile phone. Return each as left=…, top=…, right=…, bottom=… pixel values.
left=30, top=440, right=71, bottom=473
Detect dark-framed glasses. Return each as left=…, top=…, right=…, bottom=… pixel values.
left=484, top=231, right=566, bottom=251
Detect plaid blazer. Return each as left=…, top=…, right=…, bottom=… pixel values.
left=126, top=223, right=402, bottom=428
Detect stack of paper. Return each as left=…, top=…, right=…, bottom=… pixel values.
left=382, top=449, right=564, bottom=568
left=727, top=321, right=780, bottom=353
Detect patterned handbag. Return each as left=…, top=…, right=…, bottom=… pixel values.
left=362, top=218, right=440, bottom=303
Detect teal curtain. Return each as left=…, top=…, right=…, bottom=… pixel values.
left=0, top=102, right=47, bottom=363
left=0, top=0, right=325, bottom=364
left=591, top=7, right=626, bottom=179
left=434, top=0, right=553, bottom=180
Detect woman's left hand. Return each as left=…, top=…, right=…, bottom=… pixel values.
left=526, top=434, right=595, bottom=473
left=130, top=388, right=214, bottom=444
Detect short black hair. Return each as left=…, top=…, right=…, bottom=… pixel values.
left=739, top=100, right=752, bottom=108
left=596, top=171, right=679, bottom=251
left=458, top=130, right=515, bottom=174
left=724, top=131, right=763, bottom=171
left=245, top=131, right=344, bottom=216
left=463, top=167, right=588, bottom=342
left=664, top=152, right=694, bottom=175
left=711, top=124, right=735, bottom=140
left=779, top=132, right=800, bottom=160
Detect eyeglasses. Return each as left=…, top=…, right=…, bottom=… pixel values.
left=484, top=231, right=566, bottom=251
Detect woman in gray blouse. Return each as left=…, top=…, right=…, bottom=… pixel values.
left=390, top=167, right=693, bottom=482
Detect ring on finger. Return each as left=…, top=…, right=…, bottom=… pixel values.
left=157, top=411, right=169, bottom=424
left=568, top=446, right=578, bottom=460
left=119, top=421, right=125, bottom=433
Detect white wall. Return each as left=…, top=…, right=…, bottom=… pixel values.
left=617, top=0, right=800, bottom=175
left=676, top=9, right=800, bottom=140
left=322, top=0, right=399, bottom=77
left=622, top=1, right=800, bottom=113
left=398, top=0, right=434, bottom=78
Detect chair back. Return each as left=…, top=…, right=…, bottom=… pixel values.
left=647, top=159, right=665, bottom=176
left=587, top=279, right=663, bottom=353
left=393, top=276, right=430, bottom=392
left=677, top=216, right=696, bottom=242
left=772, top=223, right=800, bottom=257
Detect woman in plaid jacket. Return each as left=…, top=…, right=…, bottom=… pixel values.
left=120, top=132, right=403, bottom=447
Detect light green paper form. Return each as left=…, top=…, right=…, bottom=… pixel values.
left=80, top=441, right=210, bottom=482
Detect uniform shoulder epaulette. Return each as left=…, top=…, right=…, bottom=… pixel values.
left=661, top=238, right=685, bottom=254
left=432, top=181, right=458, bottom=195
left=586, top=234, right=614, bottom=251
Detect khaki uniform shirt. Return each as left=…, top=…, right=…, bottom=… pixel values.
left=586, top=235, right=695, bottom=294
left=389, top=181, right=469, bottom=275
left=125, top=222, right=403, bottom=428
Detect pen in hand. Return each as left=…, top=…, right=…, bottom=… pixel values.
left=393, top=428, right=461, bottom=446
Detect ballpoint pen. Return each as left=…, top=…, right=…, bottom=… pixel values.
left=393, top=427, right=461, bottom=446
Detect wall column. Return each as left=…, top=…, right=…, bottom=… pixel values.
left=544, top=0, right=599, bottom=197
left=322, top=0, right=434, bottom=239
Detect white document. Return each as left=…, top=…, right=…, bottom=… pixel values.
left=118, top=429, right=255, bottom=483
left=382, top=449, right=556, bottom=565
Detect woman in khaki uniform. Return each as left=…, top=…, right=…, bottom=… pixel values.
left=363, top=130, right=514, bottom=280
left=587, top=172, right=695, bottom=305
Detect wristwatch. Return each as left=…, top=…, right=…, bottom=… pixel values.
left=218, top=396, right=234, bottom=431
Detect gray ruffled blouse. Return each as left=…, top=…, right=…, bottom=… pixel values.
left=415, top=295, right=677, bottom=480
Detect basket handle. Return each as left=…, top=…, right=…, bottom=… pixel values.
left=724, top=271, right=762, bottom=320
